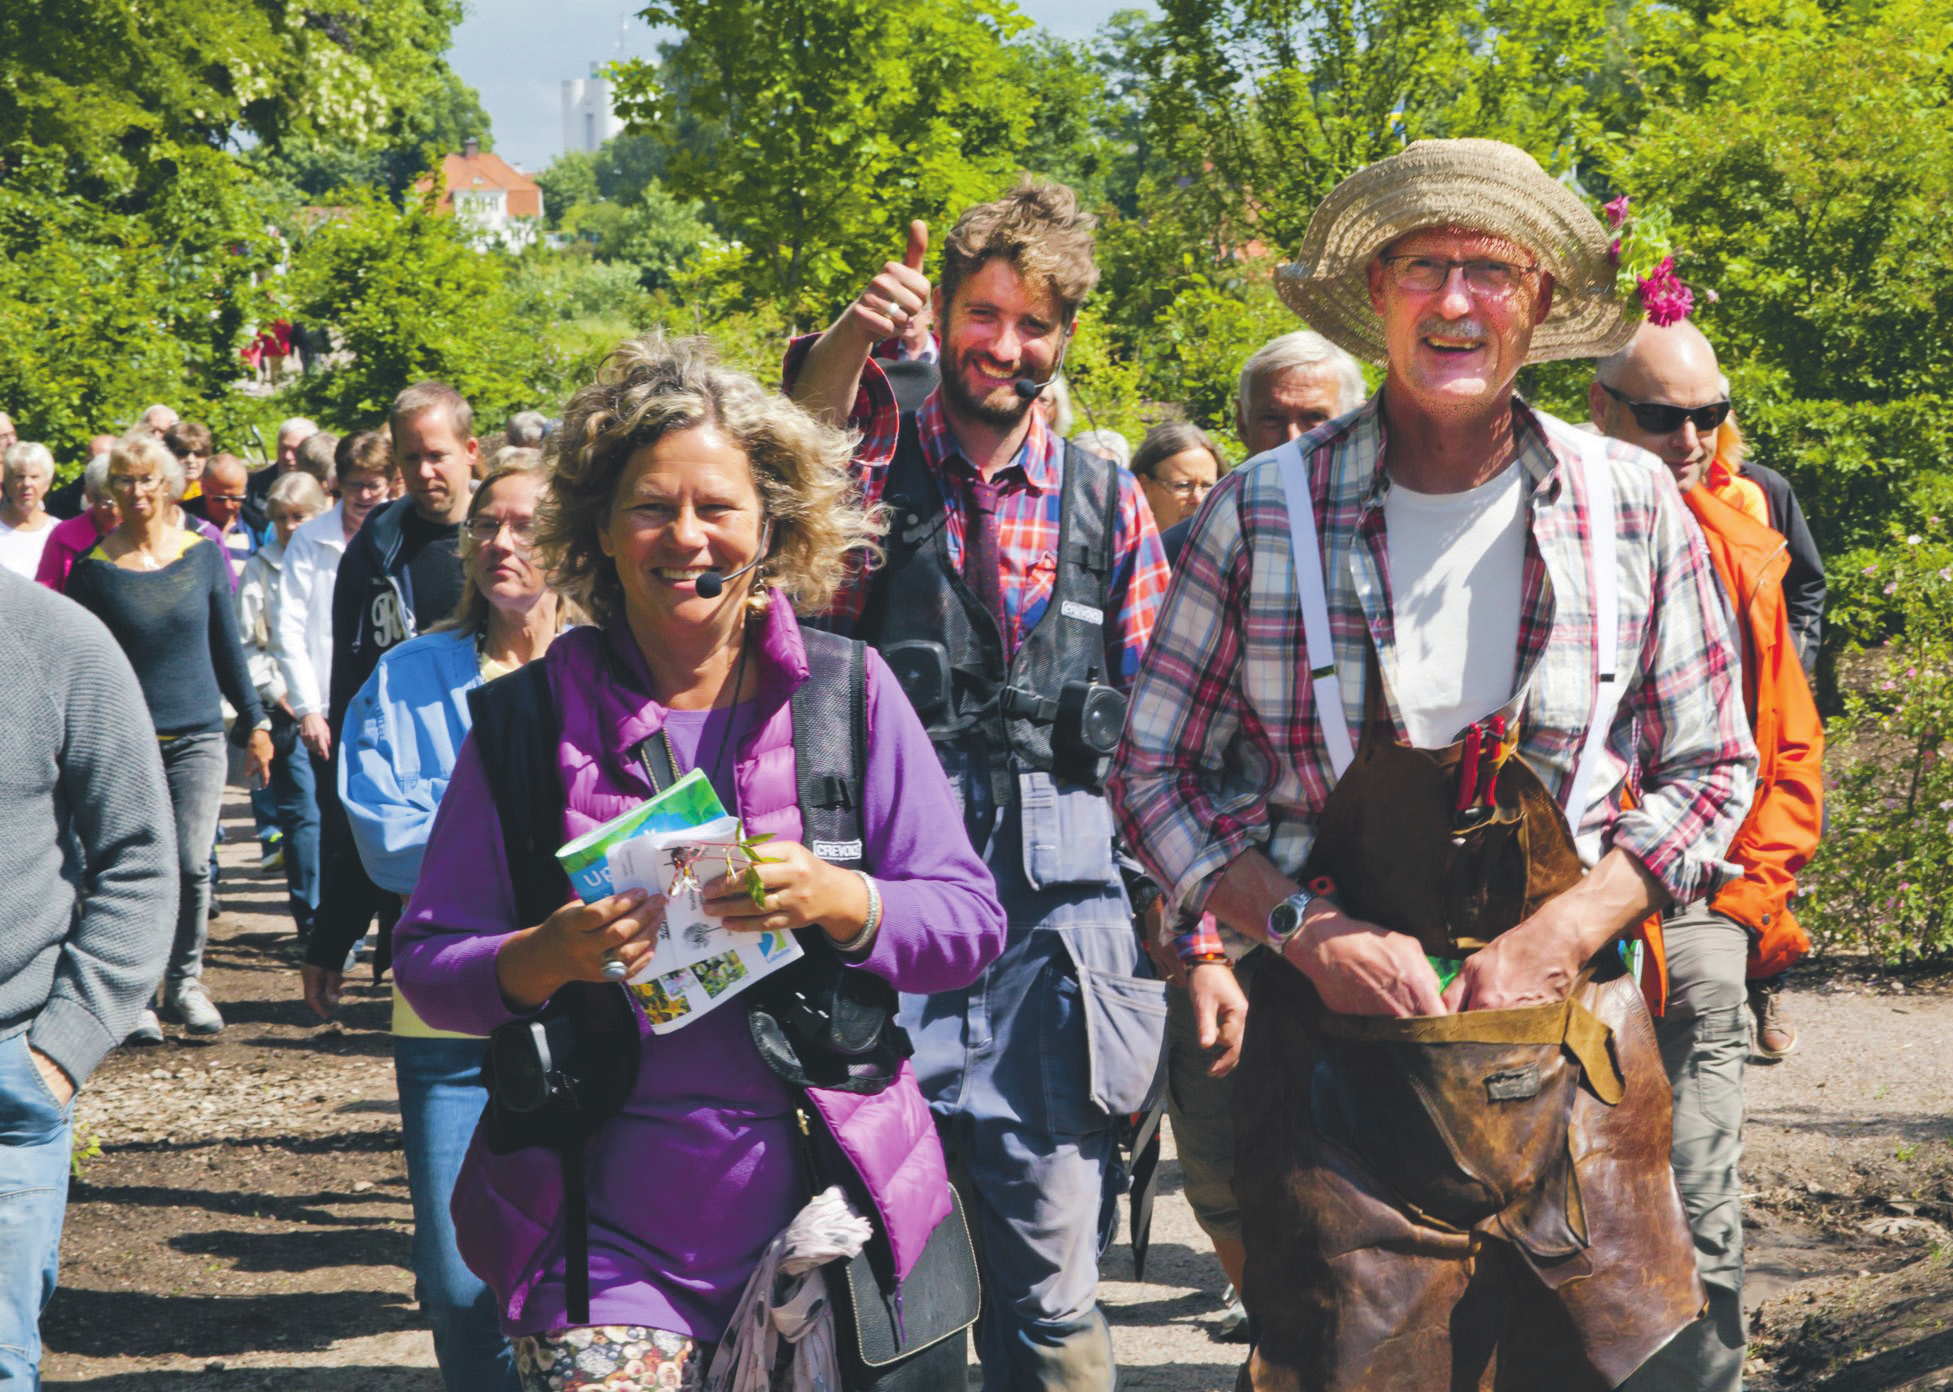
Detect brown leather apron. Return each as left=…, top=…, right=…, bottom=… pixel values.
left=1234, top=723, right=1703, bottom=1391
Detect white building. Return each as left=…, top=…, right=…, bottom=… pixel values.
left=563, top=66, right=624, bottom=155
left=420, top=139, right=544, bottom=252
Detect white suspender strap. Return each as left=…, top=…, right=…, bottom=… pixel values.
left=1564, top=448, right=1621, bottom=834
left=1277, top=441, right=1356, bottom=779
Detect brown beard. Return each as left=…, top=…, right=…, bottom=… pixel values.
left=937, top=344, right=1034, bottom=429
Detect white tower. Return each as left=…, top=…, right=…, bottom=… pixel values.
left=562, top=64, right=624, bottom=155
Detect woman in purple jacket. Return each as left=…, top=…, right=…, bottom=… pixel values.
left=393, top=335, right=1007, bottom=1392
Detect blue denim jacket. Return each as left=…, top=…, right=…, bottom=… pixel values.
left=338, top=627, right=483, bottom=895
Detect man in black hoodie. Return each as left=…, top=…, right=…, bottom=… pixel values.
left=301, top=382, right=476, bottom=1006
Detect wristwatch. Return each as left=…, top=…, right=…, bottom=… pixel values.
left=1266, top=875, right=1339, bottom=949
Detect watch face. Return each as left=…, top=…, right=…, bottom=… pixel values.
left=1270, top=896, right=1306, bottom=941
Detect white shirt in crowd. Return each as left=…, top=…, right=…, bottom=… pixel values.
left=1382, top=461, right=1527, bottom=750
left=274, top=502, right=350, bottom=720
left=0, top=517, right=54, bottom=580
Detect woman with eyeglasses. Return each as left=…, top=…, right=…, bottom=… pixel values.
left=314, top=451, right=569, bottom=1392
left=1130, top=422, right=1228, bottom=531
left=64, top=435, right=273, bottom=1043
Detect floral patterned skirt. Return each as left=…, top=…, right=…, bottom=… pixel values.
left=512, top=1325, right=707, bottom=1391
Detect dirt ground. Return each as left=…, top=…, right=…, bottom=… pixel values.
left=38, top=794, right=1953, bottom=1390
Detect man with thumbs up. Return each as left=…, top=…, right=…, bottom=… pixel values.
left=789, top=181, right=1172, bottom=1391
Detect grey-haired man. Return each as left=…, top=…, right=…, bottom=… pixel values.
left=1111, top=138, right=1757, bottom=1389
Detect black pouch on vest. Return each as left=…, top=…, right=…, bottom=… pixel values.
left=747, top=946, right=912, bottom=1095
left=480, top=980, right=642, bottom=1156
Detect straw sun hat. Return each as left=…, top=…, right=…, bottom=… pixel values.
left=1275, top=138, right=1636, bottom=366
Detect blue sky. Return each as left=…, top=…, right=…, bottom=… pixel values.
left=447, top=0, right=1149, bottom=172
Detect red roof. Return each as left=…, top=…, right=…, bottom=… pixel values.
left=420, top=149, right=542, bottom=220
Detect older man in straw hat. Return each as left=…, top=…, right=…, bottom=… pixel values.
left=1108, top=138, right=1758, bottom=1390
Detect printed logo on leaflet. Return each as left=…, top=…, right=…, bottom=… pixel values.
left=1061, top=600, right=1104, bottom=626
left=812, top=840, right=863, bottom=861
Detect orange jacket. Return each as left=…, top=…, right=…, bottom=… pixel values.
left=1637, top=487, right=1824, bottom=1011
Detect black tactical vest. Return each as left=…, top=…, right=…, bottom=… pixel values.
left=858, top=413, right=1121, bottom=807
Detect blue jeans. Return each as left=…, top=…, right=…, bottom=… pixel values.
left=0, top=1032, right=75, bottom=1387
left=268, top=746, right=321, bottom=938
left=158, top=731, right=228, bottom=988
left=393, top=1034, right=517, bottom=1392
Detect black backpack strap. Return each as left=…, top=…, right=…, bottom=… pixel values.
left=466, top=661, right=570, bottom=925
left=792, top=627, right=868, bottom=868
left=466, top=658, right=624, bottom=1327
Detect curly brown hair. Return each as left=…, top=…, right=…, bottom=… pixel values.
left=939, top=178, right=1100, bottom=324
left=540, top=335, right=884, bottom=628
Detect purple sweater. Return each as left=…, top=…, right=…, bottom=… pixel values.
left=393, top=603, right=1005, bottom=1339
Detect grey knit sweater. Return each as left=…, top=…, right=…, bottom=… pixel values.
left=0, top=569, right=178, bottom=1085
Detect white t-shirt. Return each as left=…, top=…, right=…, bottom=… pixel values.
left=0, top=517, right=54, bottom=579
left=1383, top=462, right=1527, bottom=749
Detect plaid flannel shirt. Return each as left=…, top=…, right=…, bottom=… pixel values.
left=1105, top=395, right=1759, bottom=962
left=783, top=335, right=1170, bottom=686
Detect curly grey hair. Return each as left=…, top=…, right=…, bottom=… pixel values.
left=541, top=335, right=884, bottom=627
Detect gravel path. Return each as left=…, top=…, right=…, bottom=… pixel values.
left=38, top=795, right=1953, bottom=1389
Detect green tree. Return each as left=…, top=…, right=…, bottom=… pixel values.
left=536, top=152, right=601, bottom=231
left=0, top=0, right=469, bottom=209
left=612, top=0, right=1040, bottom=320
left=285, top=191, right=542, bottom=429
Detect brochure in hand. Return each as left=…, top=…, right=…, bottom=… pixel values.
left=606, top=817, right=803, bottom=1033
left=554, top=769, right=730, bottom=903
left=552, top=773, right=802, bottom=1034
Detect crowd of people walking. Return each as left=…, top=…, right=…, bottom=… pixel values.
left=0, top=137, right=1830, bottom=1392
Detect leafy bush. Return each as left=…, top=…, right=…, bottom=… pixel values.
left=1802, top=519, right=1953, bottom=961
left=285, top=192, right=542, bottom=430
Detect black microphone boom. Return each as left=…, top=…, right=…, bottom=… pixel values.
left=1012, top=333, right=1074, bottom=402
left=694, top=570, right=728, bottom=599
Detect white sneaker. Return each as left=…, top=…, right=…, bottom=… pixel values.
left=164, top=981, right=225, bottom=1035
left=125, top=1008, right=164, bottom=1045
left=1216, top=1283, right=1250, bottom=1341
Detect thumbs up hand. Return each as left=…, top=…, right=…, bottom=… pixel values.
left=842, top=220, right=932, bottom=348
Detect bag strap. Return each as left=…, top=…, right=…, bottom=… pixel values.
left=466, top=661, right=571, bottom=927
left=1562, top=449, right=1621, bottom=836
left=792, top=628, right=869, bottom=868
left=637, top=731, right=679, bottom=795
left=564, top=1139, right=591, bottom=1323
left=1277, top=439, right=1356, bottom=779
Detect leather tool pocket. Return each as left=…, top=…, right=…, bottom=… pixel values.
left=1308, top=990, right=1624, bottom=1264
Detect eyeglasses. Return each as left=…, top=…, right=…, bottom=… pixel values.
left=203, top=492, right=247, bottom=504
left=467, top=516, right=540, bottom=548
left=1156, top=478, right=1213, bottom=500
left=341, top=477, right=391, bottom=497
left=1379, top=255, right=1538, bottom=297
left=108, top=474, right=165, bottom=494
left=1600, top=384, right=1732, bottom=435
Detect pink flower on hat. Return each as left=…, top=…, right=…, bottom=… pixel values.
left=1637, top=257, right=1695, bottom=327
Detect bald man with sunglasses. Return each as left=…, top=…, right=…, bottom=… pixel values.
left=1591, top=319, right=1825, bottom=1392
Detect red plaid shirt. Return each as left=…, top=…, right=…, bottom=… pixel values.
left=784, top=335, right=1169, bottom=686
left=1106, top=395, right=1759, bottom=962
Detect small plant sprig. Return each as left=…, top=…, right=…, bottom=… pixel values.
left=734, top=827, right=779, bottom=908
left=1604, top=194, right=1709, bottom=327
left=666, top=825, right=781, bottom=906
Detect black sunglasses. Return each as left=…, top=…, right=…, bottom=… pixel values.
left=1601, top=384, right=1732, bottom=435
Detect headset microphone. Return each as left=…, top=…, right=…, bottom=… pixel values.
left=691, top=524, right=772, bottom=599
left=1011, top=331, right=1075, bottom=401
